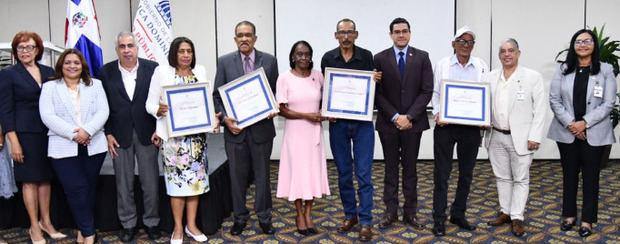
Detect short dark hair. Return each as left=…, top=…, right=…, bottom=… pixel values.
left=390, top=17, right=410, bottom=33
left=563, top=29, right=600, bottom=75
left=235, top=20, right=256, bottom=35
left=336, top=18, right=356, bottom=31
left=289, top=40, right=313, bottom=70
left=11, top=31, right=45, bottom=62
left=51, top=48, right=92, bottom=86
left=168, top=37, right=196, bottom=69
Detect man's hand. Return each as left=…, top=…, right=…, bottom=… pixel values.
left=267, top=112, right=278, bottom=119
left=434, top=114, right=447, bottom=127
left=213, top=112, right=222, bottom=133
left=527, top=141, right=540, bottom=150
left=373, top=69, right=383, bottom=83
left=151, top=132, right=162, bottom=147
left=223, top=116, right=243, bottom=135
left=328, top=117, right=337, bottom=123
left=156, top=104, right=169, bottom=117
left=106, top=134, right=120, bottom=158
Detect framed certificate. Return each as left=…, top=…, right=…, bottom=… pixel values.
left=217, top=67, right=279, bottom=129
left=162, top=82, right=217, bottom=137
left=321, top=67, right=376, bottom=121
left=438, top=79, right=490, bottom=126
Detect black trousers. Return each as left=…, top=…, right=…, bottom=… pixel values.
left=557, top=140, right=604, bottom=224
left=432, top=125, right=480, bottom=222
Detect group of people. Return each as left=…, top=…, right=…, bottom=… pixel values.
left=0, top=16, right=616, bottom=244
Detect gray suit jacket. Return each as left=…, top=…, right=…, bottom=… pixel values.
left=213, top=49, right=279, bottom=144
left=547, top=62, right=617, bottom=146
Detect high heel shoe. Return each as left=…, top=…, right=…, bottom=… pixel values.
left=184, top=226, right=207, bottom=242
left=28, top=228, right=47, bottom=244
left=560, top=219, right=576, bottom=231
left=579, top=225, right=593, bottom=237
left=170, top=231, right=183, bottom=244
left=39, top=221, right=67, bottom=239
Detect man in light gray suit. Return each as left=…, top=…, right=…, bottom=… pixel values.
left=484, top=38, right=546, bottom=237
left=213, top=20, right=279, bottom=236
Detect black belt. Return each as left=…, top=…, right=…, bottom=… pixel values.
left=493, top=127, right=511, bottom=135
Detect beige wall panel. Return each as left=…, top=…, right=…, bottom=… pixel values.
left=216, top=0, right=275, bottom=57
left=0, top=0, right=50, bottom=42
left=94, top=0, right=132, bottom=63
left=456, top=0, right=492, bottom=67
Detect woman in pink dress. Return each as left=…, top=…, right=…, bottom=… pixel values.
left=276, top=40, right=330, bottom=236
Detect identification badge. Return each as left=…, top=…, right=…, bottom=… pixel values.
left=516, top=90, right=525, bottom=101
left=593, top=84, right=603, bottom=98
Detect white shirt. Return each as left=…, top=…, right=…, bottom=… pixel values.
left=68, top=87, right=82, bottom=126
left=118, top=61, right=139, bottom=101
left=492, top=71, right=516, bottom=130
left=431, top=54, right=488, bottom=115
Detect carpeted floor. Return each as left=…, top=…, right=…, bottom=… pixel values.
left=1, top=160, right=619, bottom=243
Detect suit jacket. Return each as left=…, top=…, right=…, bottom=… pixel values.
left=373, top=46, right=433, bottom=133
left=484, top=66, right=547, bottom=155
left=213, top=49, right=279, bottom=144
left=547, top=62, right=617, bottom=146
left=39, top=78, right=109, bottom=159
left=98, top=58, right=158, bottom=148
left=0, top=62, right=54, bottom=134
left=145, top=64, right=209, bottom=141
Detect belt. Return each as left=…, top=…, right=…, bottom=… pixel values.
left=493, top=127, right=511, bottom=135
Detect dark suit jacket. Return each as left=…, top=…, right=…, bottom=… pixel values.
left=0, top=62, right=54, bottom=134
left=213, top=49, right=279, bottom=144
left=98, top=58, right=158, bottom=148
left=373, top=46, right=433, bottom=133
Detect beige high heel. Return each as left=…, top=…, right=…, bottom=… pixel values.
left=28, top=228, right=47, bottom=244
left=39, top=221, right=67, bottom=239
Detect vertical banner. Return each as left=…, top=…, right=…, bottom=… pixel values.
left=65, top=0, right=103, bottom=77
left=132, top=0, right=173, bottom=66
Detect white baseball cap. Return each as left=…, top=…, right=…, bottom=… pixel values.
left=454, top=25, right=475, bottom=40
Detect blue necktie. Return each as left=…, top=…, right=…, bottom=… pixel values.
left=398, top=51, right=405, bottom=81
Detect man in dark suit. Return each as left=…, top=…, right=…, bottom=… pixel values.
left=98, top=32, right=160, bottom=242
left=213, top=20, right=279, bottom=236
left=373, top=17, right=433, bottom=230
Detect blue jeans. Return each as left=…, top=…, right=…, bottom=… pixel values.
left=329, top=119, right=374, bottom=225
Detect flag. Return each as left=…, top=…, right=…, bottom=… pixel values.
left=132, top=0, right=173, bottom=66
left=65, top=0, right=103, bottom=77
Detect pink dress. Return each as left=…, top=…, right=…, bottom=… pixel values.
left=275, top=69, right=330, bottom=201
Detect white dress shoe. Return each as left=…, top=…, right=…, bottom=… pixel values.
left=170, top=231, right=183, bottom=244
left=184, top=226, right=207, bottom=242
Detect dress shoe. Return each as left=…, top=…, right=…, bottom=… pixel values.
left=259, top=222, right=275, bottom=235
left=358, top=224, right=372, bottom=242
left=230, top=221, right=246, bottom=235
left=511, top=219, right=525, bottom=237
left=28, top=228, right=46, bottom=244
left=39, top=221, right=67, bottom=239
left=184, top=226, right=207, bottom=242
left=404, top=215, right=424, bottom=230
left=432, top=222, right=446, bottom=236
left=560, top=219, right=576, bottom=231
left=306, top=227, right=317, bottom=235
left=145, top=226, right=161, bottom=240
left=120, top=227, right=136, bottom=242
left=169, top=231, right=182, bottom=244
left=378, top=214, right=398, bottom=229
left=337, top=217, right=358, bottom=233
left=488, top=213, right=512, bottom=226
left=578, top=226, right=593, bottom=237
left=449, top=216, right=476, bottom=231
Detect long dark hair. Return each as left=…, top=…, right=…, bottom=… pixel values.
left=51, top=49, right=92, bottom=86
left=563, top=29, right=600, bottom=75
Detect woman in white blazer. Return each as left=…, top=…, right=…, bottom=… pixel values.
left=547, top=29, right=617, bottom=237
left=39, top=49, right=109, bottom=244
left=145, top=37, right=219, bottom=244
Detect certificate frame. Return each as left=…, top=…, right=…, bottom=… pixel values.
left=217, top=67, right=279, bottom=129
left=438, top=79, right=490, bottom=126
left=321, top=67, right=376, bottom=121
left=162, top=82, right=217, bottom=138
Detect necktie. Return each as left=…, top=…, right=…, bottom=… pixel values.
left=398, top=51, right=405, bottom=81
left=243, top=56, right=252, bottom=74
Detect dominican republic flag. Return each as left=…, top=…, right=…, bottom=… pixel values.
left=132, top=0, right=173, bottom=66
left=65, top=0, right=103, bottom=77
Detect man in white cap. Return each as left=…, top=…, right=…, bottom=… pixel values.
left=430, top=25, right=488, bottom=236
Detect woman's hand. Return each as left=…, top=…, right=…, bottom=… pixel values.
left=213, top=112, right=222, bottom=133
left=11, top=141, right=24, bottom=163
left=73, top=128, right=91, bottom=145
left=156, top=104, right=169, bottom=117
left=305, top=112, right=325, bottom=123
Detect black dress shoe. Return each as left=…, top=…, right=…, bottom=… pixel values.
left=578, top=226, right=593, bottom=237
left=560, top=220, right=576, bottom=231
left=404, top=215, right=424, bottom=230
left=230, top=221, right=246, bottom=235
left=120, top=227, right=136, bottom=242
left=378, top=214, right=398, bottom=229
left=297, top=228, right=308, bottom=235
left=259, top=222, right=275, bottom=235
left=449, top=216, right=476, bottom=231
left=306, top=227, right=317, bottom=234
left=432, top=222, right=446, bottom=236
left=145, top=226, right=161, bottom=240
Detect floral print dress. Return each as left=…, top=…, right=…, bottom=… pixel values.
left=161, top=74, right=209, bottom=196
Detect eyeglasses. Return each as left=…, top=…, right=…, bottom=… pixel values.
left=336, top=30, right=356, bottom=36
left=455, top=39, right=475, bottom=46
left=391, top=29, right=410, bottom=35
left=16, top=45, right=36, bottom=52
left=575, top=38, right=594, bottom=46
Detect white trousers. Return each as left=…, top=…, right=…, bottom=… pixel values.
left=488, top=132, right=533, bottom=220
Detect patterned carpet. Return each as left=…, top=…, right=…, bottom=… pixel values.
left=1, top=160, right=619, bottom=243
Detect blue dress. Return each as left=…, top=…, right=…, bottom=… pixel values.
left=0, top=145, right=17, bottom=198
